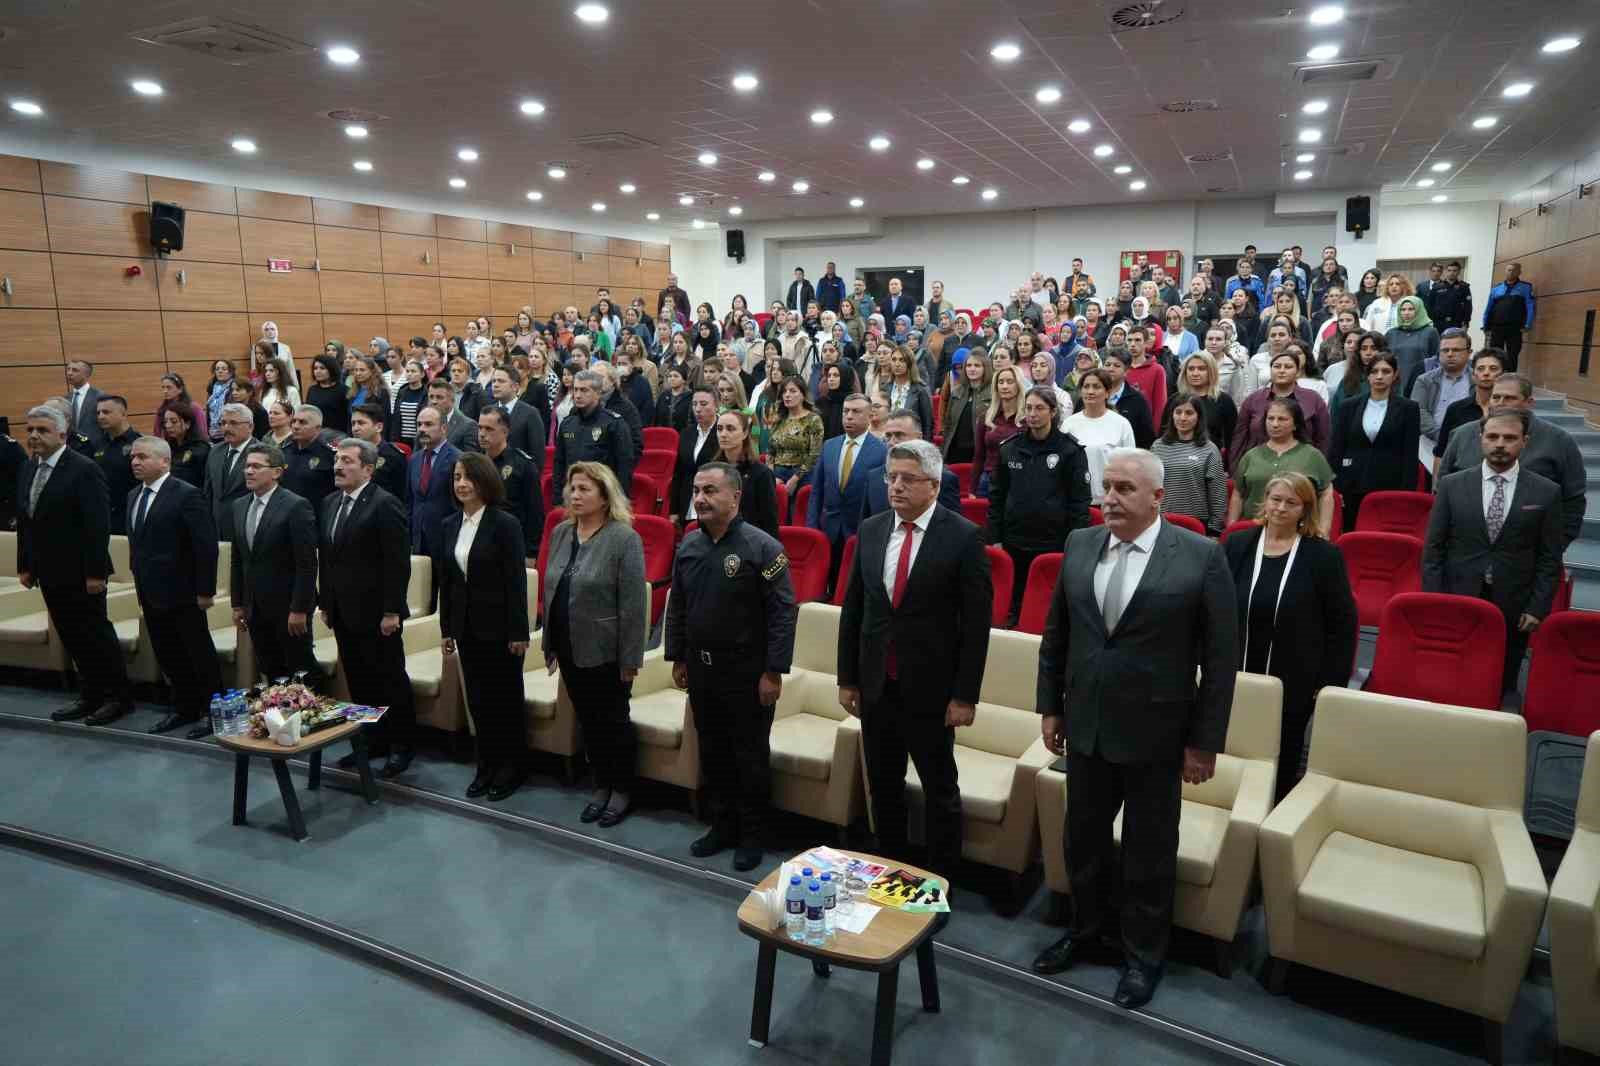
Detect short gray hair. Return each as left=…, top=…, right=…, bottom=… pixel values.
left=885, top=408, right=923, bottom=434
left=888, top=439, right=943, bottom=482
left=131, top=435, right=171, bottom=460
left=293, top=404, right=323, bottom=425
left=574, top=369, right=604, bottom=392
left=1105, top=446, right=1164, bottom=490
left=25, top=405, right=66, bottom=433
left=221, top=402, right=253, bottom=423
left=337, top=437, right=377, bottom=467
left=1492, top=373, right=1533, bottom=400
left=1439, top=326, right=1471, bottom=345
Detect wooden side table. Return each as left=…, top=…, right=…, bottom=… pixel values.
left=216, top=720, right=378, bottom=841
left=736, top=851, right=948, bottom=1066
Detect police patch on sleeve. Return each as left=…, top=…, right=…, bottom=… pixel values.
left=761, top=552, right=788, bottom=581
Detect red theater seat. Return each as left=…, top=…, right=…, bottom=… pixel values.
left=634, top=449, right=677, bottom=514
left=1015, top=553, right=1063, bottom=635
left=642, top=426, right=678, bottom=453
left=1364, top=592, right=1506, bottom=710
left=779, top=526, right=831, bottom=603
left=960, top=496, right=989, bottom=528
left=1336, top=532, right=1423, bottom=629
left=629, top=473, right=659, bottom=518
left=793, top=484, right=813, bottom=528
left=947, top=463, right=974, bottom=497
left=985, top=546, right=1014, bottom=627
left=1220, top=519, right=1258, bottom=543
left=534, top=508, right=566, bottom=620
left=1524, top=611, right=1600, bottom=737
left=831, top=535, right=857, bottom=607
left=1163, top=513, right=1206, bottom=536
left=1355, top=490, right=1434, bottom=540
left=635, top=515, right=676, bottom=627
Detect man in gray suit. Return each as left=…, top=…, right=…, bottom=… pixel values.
left=427, top=378, right=481, bottom=454
left=230, top=443, right=319, bottom=683
left=1031, top=448, right=1238, bottom=1009
left=1425, top=408, right=1563, bottom=694
left=204, top=403, right=258, bottom=542
left=64, top=359, right=106, bottom=450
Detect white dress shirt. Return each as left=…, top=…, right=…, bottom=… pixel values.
left=131, top=473, right=169, bottom=532
left=246, top=484, right=278, bottom=546
left=1481, top=461, right=1519, bottom=524
left=454, top=505, right=485, bottom=579
left=882, top=501, right=937, bottom=600
left=1361, top=397, right=1388, bottom=441
left=685, top=422, right=714, bottom=519
left=1093, top=518, right=1161, bottom=622
left=332, top=479, right=368, bottom=539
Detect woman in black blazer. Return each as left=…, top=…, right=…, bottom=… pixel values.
left=1223, top=471, right=1357, bottom=802
left=1327, top=350, right=1421, bottom=531
left=438, top=452, right=532, bottom=802
left=711, top=409, right=780, bottom=537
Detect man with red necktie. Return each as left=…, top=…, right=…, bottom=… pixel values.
left=406, top=406, right=460, bottom=557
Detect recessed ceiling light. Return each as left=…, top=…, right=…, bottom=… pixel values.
left=1113, top=164, right=1132, bottom=175
left=1543, top=36, right=1580, bottom=53
left=792, top=180, right=810, bottom=193
left=916, top=158, right=935, bottom=171
left=526, top=190, right=543, bottom=201
left=591, top=202, right=606, bottom=212
left=519, top=99, right=546, bottom=116
left=1092, top=144, right=1114, bottom=157
left=325, top=45, right=361, bottom=65
left=130, top=80, right=163, bottom=97
left=1430, top=161, right=1452, bottom=172
left=728, top=205, right=743, bottom=216
left=981, top=188, right=999, bottom=201
left=9, top=100, right=42, bottom=116
left=990, top=42, right=1021, bottom=61
left=757, top=171, right=776, bottom=182
left=448, top=177, right=466, bottom=189
left=731, top=73, right=759, bottom=92
left=1309, top=5, right=1344, bottom=25
left=344, top=124, right=368, bottom=138
left=1502, top=82, right=1533, bottom=98
left=1067, top=118, right=1091, bottom=133
left=951, top=175, right=970, bottom=185
left=575, top=4, right=609, bottom=24
left=692, top=219, right=705, bottom=229
left=1432, top=194, right=1448, bottom=202
left=1293, top=169, right=1313, bottom=181
left=1472, top=115, right=1498, bottom=129
left=1129, top=180, right=1147, bottom=191
left=810, top=110, right=833, bottom=125
left=1302, top=99, right=1329, bottom=114
left=547, top=166, right=566, bottom=179
left=1298, top=128, right=1322, bottom=143
left=1416, top=178, right=1436, bottom=187
left=230, top=137, right=256, bottom=153
left=1296, top=152, right=1316, bottom=163
left=457, top=148, right=478, bottom=162
left=1035, top=86, right=1062, bottom=104
left=619, top=183, right=636, bottom=194
left=646, top=211, right=660, bottom=220
left=1306, top=43, right=1340, bottom=60
left=697, top=151, right=718, bottom=166
left=849, top=197, right=865, bottom=208
left=869, top=135, right=891, bottom=151
left=352, top=160, right=373, bottom=172
left=678, top=195, right=694, bottom=206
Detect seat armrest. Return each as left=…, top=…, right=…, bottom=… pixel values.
left=105, top=588, right=145, bottom=623
left=0, top=589, right=46, bottom=621
left=401, top=614, right=441, bottom=654
left=1548, top=827, right=1600, bottom=1006
left=1229, top=759, right=1276, bottom=830
left=205, top=597, right=234, bottom=628
left=1477, top=812, right=1549, bottom=938
left=1018, top=737, right=1056, bottom=773
left=632, top=647, right=674, bottom=694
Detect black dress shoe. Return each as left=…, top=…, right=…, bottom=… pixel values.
left=580, top=802, right=606, bottom=823
left=732, top=847, right=764, bottom=872
left=596, top=804, right=632, bottom=829
left=149, top=713, right=193, bottom=734
left=690, top=830, right=731, bottom=858
left=486, top=770, right=527, bottom=802
left=1113, top=965, right=1160, bottom=1009
left=379, top=749, right=414, bottom=779
left=84, top=700, right=133, bottom=726
left=186, top=722, right=214, bottom=740
left=50, top=700, right=95, bottom=722
left=1032, top=934, right=1097, bottom=975
left=466, top=770, right=492, bottom=798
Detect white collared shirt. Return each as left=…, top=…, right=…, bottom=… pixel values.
left=455, top=505, right=485, bottom=578
left=882, top=501, right=937, bottom=599
left=131, top=473, right=169, bottom=531
left=685, top=422, right=716, bottom=519
left=1482, top=461, right=1519, bottom=524
left=1093, top=518, right=1161, bottom=622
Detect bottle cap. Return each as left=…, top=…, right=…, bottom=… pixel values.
left=802, top=867, right=814, bottom=877
left=821, top=872, right=832, bottom=881
left=789, top=876, right=801, bottom=885
left=808, top=881, right=821, bottom=890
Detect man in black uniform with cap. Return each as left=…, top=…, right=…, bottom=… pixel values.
left=552, top=369, right=634, bottom=495
left=667, top=462, right=798, bottom=872
left=350, top=403, right=408, bottom=503
left=478, top=405, right=542, bottom=558
left=93, top=395, right=141, bottom=534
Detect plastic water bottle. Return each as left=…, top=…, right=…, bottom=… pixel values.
left=217, top=691, right=235, bottom=735
left=232, top=691, right=250, bottom=736
left=207, top=693, right=224, bottom=736
left=784, top=876, right=806, bottom=941
left=820, top=873, right=837, bottom=939
left=805, top=881, right=826, bottom=946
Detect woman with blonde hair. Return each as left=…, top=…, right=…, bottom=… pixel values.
left=1164, top=350, right=1237, bottom=449
left=972, top=364, right=1026, bottom=498
left=1360, top=272, right=1414, bottom=333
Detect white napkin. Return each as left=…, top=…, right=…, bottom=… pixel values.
left=746, top=887, right=785, bottom=931
left=264, top=708, right=302, bottom=746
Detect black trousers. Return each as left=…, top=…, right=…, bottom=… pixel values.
left=335, top=623, right=416, bottom=749
left=1489, top=326, right=1523, bottom=373
left=688, top=657, right=773, bottom=846
left=42, top=583, right=127, bottom=704
left=247, top=611, right=317, bottom=685
left=459, top=635, right=527, bottom=772
left=1277, top=707, right=1312, bottom=805
left=1065, top=748, right=1182, bottom=970
left=144, top=603, right=222, bottom=721
left=861, top=678, right=963, bottom=880
left=1004, top=546, right=1047, bottom=625
left=1341, top=490, right=1367, bottom=533
left=561, top=656, right=635, bottom=791
left=1482, top=583, right=1530, bottom=694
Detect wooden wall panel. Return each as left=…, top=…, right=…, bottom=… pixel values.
left=533, top=248, right=573, bottom=284
left=490, top=280, right=533, bottom=318
left=243, top=264, right=321, bottom=312
left=319, top=271, right=387, bottom=314
left=248, top=313, right=323, bottom=356
left=0, top=309, right=63, bottom=364
left=321, top=315, right=387, bottom=347
left=612, top=287, right=644, bottom=311
left=156, top=261, right=246, bottom=311
left=148, top=177, right=236, bottom=214
left=383, top=274, right=442, bottom=314
left=441, top=277, right=490, bottom=317
left=166, top=210, right=243, bottom=264
left=52, top=253, right=159, bottom=309
left=607, top=238, right=641, bottom=258
left=0, top=190, right=49, bottom=250
left=640, top=241, right=670, bottom=262
left=487, top=222, right=532, bottom=246
left=488, top=244, right=532, bottom=282
left=387, top=317, right=439, bottom=346
left=87, top=363, right=166, bottom=416
left=572, top=251, right=609, bottom=289
left=313, top=199, right=380, bottom=230
left=2, top=368, right=73, bottom=421
left=40, top=162, right=147, bottom=204
left=237, top=188, right=314, bottom=223
left=239, top=218, right=317, bottom=265
left=437, top=238, right=487, bottom=279
left=381, top=232, right=438, bottom=275
left=0, top=250, right=57, bottom=306
left=59, top=310, right=164, bottom=362
left=437, top=215, right=486, bottom=242
left=44, top=197, right=145, bottom=257
left=608, top=255, right=642, bottom=289
left=640, top=260, right=668, bottom=291
left=539, top=284, right=577, bottom=314
left=532, top=227, right=572, bottom=251
left=572, top=233, right=608, bottom=255
left=314, top=226, right=382, bottom=272
left=161, top=312, right=252, bottom=363
left=0, top=155, right=41, bottom=193
left=379, top=207, right=435, bottom=236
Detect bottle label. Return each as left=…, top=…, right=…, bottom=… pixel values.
left=806, top=904, right=823, bottom=920
left=787, top=900, right=804, bottom=914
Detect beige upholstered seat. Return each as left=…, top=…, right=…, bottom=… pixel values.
left=0, top=585, right=66, bottom=672
left=1550, top=730, right=1600, bottom=1058
left=768, top=603, right=864, bottom=831
left=1258, top=688, right=1546, bottom=1059
left=1036, top=671, right=1282, bottom=958
left=629, top=649, right=700, bottom=799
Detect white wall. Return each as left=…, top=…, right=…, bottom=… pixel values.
left=1375, top=198, right=1500, bottom=346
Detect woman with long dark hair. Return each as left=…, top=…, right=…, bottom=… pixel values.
left=205, top=360, right=236, bottom=442
left=711, top=409, right=780, bottom=537
left=159, top=401, right=211, bottom=487
left=154, top=371, right=209, bottom=439
left=304, top=355, right=350, bottom=433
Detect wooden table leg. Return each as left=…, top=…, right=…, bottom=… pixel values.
left=749, top=942, right=777, bottom=1048
left=871, top=964, right=898, bottom=1066
left=231, top=753, right=250, bottom=826
left=812, top=959, right=831, bottom=979
left=352, top=729, right=379, bottom=804
left=916, top=940, right=940, bottom=1013
left=271, top=759, right=308, bottom=841
left=307, top=750, right=322, bottom=791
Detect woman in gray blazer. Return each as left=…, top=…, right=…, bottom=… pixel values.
left=542, top=461, right=648, bottom=827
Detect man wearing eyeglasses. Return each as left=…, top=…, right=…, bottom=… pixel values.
left=860, top=409, right=961, bottom=520
left=203, top=403, right=259, bottom=542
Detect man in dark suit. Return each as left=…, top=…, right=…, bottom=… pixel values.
left=1099, top=350, right=1156, bottom=448
left=807, top=394, right=888, bottom=593
left=126, top=436, right=223, bottom=735
left=816, top=261, right=845, bottom=314
left=92, top=395, right=141, bottom=535
left=477, top=406, right=542, bottom=557
left=321, top=438, right=417, bottom=777
left=1032, top=448, right=1238, bottom=1009
left=64, top=359, right=106, bottom=450
left=670, top=387, right=720, bottom=525
left=17, top=404, right=132, bottom=725
left=879, top=276, right=914, bottom=324
left=407, top=407, right=461, bottom=557
left=428, top=377, right=481, bottom=454
left=489, top=367, right=546, bottom=460
left=230, top=444, right=319, bottom=683
left=349, top=403, right=408, bottom=503
left=786, top=267, right=816, bottom=316
left=839, top=439, right=991, bottom=881
left=204, top=403, right=258, bottom=542
left=281, top=406, right=337, bottom=508
left=1423, top=408, right=1563, bottom=694
left=861, top=409, right=960, bottom=520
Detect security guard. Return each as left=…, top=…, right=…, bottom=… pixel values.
left=666, top=462, right=797, bottom=872
left=478, top=405, right=543, bottom=557
left=281, top=406, right=336, bottom=507
left=552, top=369, right=634, bottom=498
left=350, top=402, right=408, bottom=502
left=169, top=435, right=212, bottom=489
left=92, top=394, right=140, bottom=534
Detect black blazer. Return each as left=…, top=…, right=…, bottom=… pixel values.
left=1423, top=465, right=1563, bottom=620
left=229, top=488, right=318, bottom=621
left=318, top=483, right=410, bottom=632
left=670, top=422, right=721, bottom=521
left=126, top=478, right=218, bottom=611
left=17, top=447, right=112, bottom=587
left=1328, top=393, right=1421, bottom=497
left=437, top=506, right=530, bottom=643
left=733, top=458, right=781, bottom=538
left=838, top=505, right=991, bottom=714
left=786, top=279, right=816, bottom=312
left=1113, top=386, right=1156, bottom=449
left=1223, top=529, right=1356, bottom=721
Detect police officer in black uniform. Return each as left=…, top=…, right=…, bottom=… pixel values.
left=281, top=406, right=337, bottom=507
left=478, top=406, right=543, bottom=558
left=93, top=394, right=140, bottom=534
left=350, top=403, right=408, bottom=503
left=666, top=462, right=798, bottom=872
left=0, top=423, right=26, bottom=529
left=552, top=369, right=634, bottom=498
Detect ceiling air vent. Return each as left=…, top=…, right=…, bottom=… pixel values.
left=1162, top=99, right=1218, bottom=114
left=1110, top=2, right=1184, bottom=30
left=327, top=109, right=387, bottom=124
left=1186, top=150, right=1233, bottom=162
left=1296, top=60, right=1384, bottom=85
left=573, top=132, right=658, bottom=153
left=1206, top=187, right=1235, bottom=193
left=131, top=17, right=311, bottom=64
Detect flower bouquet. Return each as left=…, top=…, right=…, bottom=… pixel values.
left=245, top=682, right=332, bottom=742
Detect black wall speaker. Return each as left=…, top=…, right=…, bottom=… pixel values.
left=726, top=228, right=745, bottom=262
left=150, top=201, right=186, bottom=254
left=1345, top=195, right=1371, bottom=238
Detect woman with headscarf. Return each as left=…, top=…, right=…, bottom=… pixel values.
left=1128, top=296, right=1166, bottom=350
left=891, top=314, right=913, bottom=345
left=1025, top=350, right=1073, bottom=426
left=1214, top=319, right=1254, bottom=403
left=1161, top=304, right=1200, bottom=364
left=1062, top=345, right=1100, bottom=406
left=1383, top=294, right=1439, bottom=395
left=1052, top=321, right=1084, bottom=385
left=731, top=315, right=763, bottom=372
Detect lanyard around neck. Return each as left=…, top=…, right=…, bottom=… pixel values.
left=1243, top=532, right=1300, bottom=675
